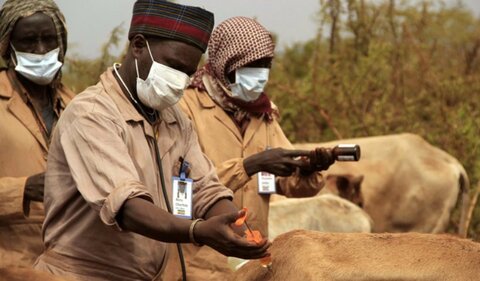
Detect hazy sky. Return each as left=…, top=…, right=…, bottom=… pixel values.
left=1, top=0, right=479, bottom=59
left=57, top=0, right=323, bottom=58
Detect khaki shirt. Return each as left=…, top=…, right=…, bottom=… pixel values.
left=161, top=77, right=324, bottom=281
left=34, top=69, right=233, bottom=281
left=0, top=69, right=74, bottom=268
left=179, top=82, right=324, bottom=237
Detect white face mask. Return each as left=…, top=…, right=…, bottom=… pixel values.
left=136, top=41, right=190, bottom=111
left=229, top=67, right=270, bottom=102
left=11, top=46, right=63, bottom=85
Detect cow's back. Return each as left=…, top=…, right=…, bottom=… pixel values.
left=0, top=268, right=73, bottom=281
left=233, top=230, right=480, bottom=281
left=294, top=133, right=468, bottom=233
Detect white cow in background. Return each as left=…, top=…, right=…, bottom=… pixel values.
left=268, top=194, right=372, bottom=240
left=294, top=133, right=470, bottom=235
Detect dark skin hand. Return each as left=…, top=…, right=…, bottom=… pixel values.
left=243, top=148, right=312, bottom=177
left=24, top=172, right=45, bottom=202
left=194, top=199, right=270, bottom=259
left=306, top=147, right=335, bottom=172
left=119, top=198, right=270, bottom=260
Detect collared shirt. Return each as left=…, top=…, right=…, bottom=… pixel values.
left=161, top=74, right=325, bottom=281
left=7, top=69, right=64, bottom=140
left=180, top=74, right=324, bottom=237
left=34, top=68, right=233, bottom=281
left=0, top=68, right=75, bottom=268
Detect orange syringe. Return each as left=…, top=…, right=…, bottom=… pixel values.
left=235, top=208, right=272, bottom=269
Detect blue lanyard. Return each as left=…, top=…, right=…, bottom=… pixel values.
left=178, top=157, right=190, bottom=181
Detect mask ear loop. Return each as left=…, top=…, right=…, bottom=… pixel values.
left=145, top=40, right=155, bottom=62
left=114, top=62, right=138, bottom=105
left=9, top=44, right=18, bottom=66
left=133, top=39, right=153, bottom=79
left=113, top=62, right=156, bottom=119
left=135, top=59, right=140, bottom=79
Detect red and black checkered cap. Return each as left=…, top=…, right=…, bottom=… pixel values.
left=128, top=0, right=214, bottom=53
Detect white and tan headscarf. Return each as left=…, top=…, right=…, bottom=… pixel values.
left=190, top=16, right=277, bottom=122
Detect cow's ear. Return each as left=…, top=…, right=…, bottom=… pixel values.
left=335, top=175, right=350, bottom=193
left=353, top=175, right=365, bottom=192
left=354, top=174, right=364, bottom=183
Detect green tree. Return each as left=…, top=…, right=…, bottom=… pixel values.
left=62, top=24, right=126, bottom=93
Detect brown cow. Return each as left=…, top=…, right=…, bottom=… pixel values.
left=0, top=268, right=72, bottom=281
left=233, top=230, right=480, bottom=281
left=294, top=133, right=470, bottom=235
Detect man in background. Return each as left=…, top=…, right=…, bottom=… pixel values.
left=0, top=0, right=74, bottom=268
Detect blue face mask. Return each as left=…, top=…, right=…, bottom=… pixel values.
left=229, top=67, right=270, bottom=102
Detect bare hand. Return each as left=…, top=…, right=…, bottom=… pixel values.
left=194, top=210, right=271, bottom=259
left=24, top=172, right=45, bottom=202
left=243, top=148, right=310, bottom=177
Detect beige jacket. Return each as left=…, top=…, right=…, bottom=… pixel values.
left=0, top=69, right=74, bottom=268
left=179, top=86, right=324, bottom=236
left=161, top=79, right=324, bottom=281
left=33, top=69, right=233, bottom=281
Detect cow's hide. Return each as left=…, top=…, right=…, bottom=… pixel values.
left=232, top=230, right=480, bottom=281
left=0, top=268, right=72, bottom=281
left=294, top=133, right=470, bottom=234
left=268, top=194, right=372, bottom=239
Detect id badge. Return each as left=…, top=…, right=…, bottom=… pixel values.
left=172, top=177, right=193, bottom=219
left=257, top=171, right=276, bottom=194
left=257, top=146, right=276, bottom=194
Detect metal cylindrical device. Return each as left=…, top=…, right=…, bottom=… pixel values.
left=331, top=144, right=361, bottom=161
left=305, top=144, right=361, bottom=172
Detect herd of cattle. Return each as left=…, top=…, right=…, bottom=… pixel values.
left=260, top=133, right=476, bottom=280
left=273, top=133, right=470, bottom=236
left=3, top=133, right=478, bottom=280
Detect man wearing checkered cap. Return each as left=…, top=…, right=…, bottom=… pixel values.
left=34, top=1, right=269, bottom=280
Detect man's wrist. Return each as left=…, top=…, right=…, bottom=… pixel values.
left=243, top=157, right=259, bottom=176
left=189, top=218, right=204, bottom=246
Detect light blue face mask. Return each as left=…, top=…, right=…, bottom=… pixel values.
left=229, top=67, right=270, bottom=102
